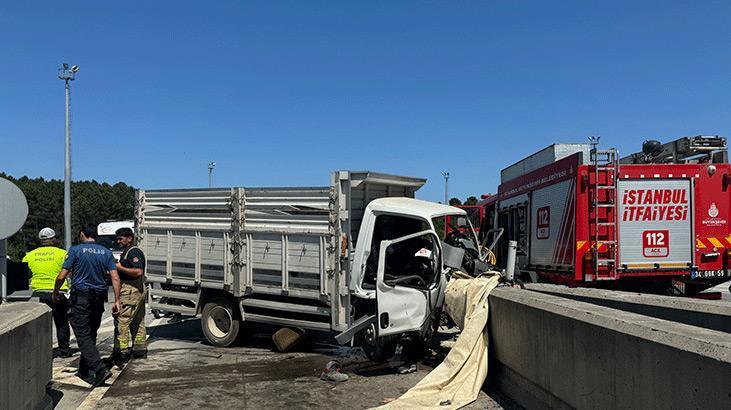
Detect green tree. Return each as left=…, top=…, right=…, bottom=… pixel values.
left=464, top=196, right=478, bottom=205
left=449, top=197, right=462, bottom=206
left=0, top=173, right=135, bottom=260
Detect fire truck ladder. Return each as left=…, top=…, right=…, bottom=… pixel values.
left=590, top=145, right=619, bottom=280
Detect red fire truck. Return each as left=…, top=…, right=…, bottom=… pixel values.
left=445, top=202, right=488, bottom=237
left=481, top=136, right=730, bottom=295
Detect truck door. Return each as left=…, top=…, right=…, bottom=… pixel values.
left=376, top=230, right=442, bottom=337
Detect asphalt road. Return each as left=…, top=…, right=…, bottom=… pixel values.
left=48, top=291, right=517, bottom=410
left=45, top=280, right=731, bottom=409
left=92, top=322, right=517, bottom=410
left=702, top=279, right=731, bottom=301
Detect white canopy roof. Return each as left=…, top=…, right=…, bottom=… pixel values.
left=366, top=197, right=466, bottom=219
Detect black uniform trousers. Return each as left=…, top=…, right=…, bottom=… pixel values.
left=69, top=289, right=106, bottom=374
left=34, top=291, right=71, bottom=353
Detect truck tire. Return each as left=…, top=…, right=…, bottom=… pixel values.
left=358, top=322, right=394, bottom=362
left=201, top=297, right=241, bottom=347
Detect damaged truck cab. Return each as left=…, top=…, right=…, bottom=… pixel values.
left=138, top=171, right=467, bottom=359
left=339, top=198, right=465, bottom=359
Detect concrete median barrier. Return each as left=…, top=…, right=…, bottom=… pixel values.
left=487, top=287, right=731, bottom=409
left=525, top=283, right=731, bottom=333
left=0, top=302, right=53, bottom=410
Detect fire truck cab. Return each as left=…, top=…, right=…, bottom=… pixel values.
left=486, top=135, right=730, bottom=295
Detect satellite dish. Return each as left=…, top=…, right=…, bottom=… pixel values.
left=0, top=178, right=28, bottom=240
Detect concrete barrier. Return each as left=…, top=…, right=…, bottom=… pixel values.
left=525, top=283, right=731, bottom=333
left=0, top=302, right=53, bottom=410
left=487, top=288, right=731, bottom=409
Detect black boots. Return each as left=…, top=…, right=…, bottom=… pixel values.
left=90, top=368, right=112, bottom=388
left=111, top=349, right=130, bottom=368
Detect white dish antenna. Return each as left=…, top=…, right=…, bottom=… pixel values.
left=0, top=178, right=29, bottom=239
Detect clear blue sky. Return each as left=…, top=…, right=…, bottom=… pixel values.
left=1, top=1, right=729, bottom=202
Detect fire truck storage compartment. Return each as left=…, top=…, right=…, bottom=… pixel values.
left=529, top=178, right=576, bottom=269
left=501, top=143, right=590, bottom=183
left=617, top=179, right=693, bottom=269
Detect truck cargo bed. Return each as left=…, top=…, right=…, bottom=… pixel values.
left=137, top=171, right=426, bottom=332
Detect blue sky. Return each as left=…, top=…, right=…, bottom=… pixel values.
left=1, top=1, right=729, bottom=202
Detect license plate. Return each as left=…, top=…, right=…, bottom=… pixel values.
left=691, top=269, right=728, bottom=279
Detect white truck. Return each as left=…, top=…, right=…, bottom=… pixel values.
left=97, top=220, right=134, bottom=261
left=136, top=170, right=469, bottom=360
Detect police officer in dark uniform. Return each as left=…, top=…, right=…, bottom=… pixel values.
left=53, top=225, right=122, bottom=388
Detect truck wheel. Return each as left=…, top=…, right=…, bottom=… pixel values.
left=358, top=322, right=394, bottom=362
left=201, top=297, right=241, bottom=347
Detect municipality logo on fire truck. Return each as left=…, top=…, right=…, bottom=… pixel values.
left=708, top=202, right=719, bottom=218
left=702, top=202, right=726, bottom=227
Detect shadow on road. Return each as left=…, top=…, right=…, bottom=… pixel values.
left=46, top=386, right=64, bottom=407
left=146, top=318, right=205, bottom=342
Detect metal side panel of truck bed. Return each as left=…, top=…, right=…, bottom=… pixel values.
left=137, top=170, right=426, bottom=333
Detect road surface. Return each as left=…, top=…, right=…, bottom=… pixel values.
left=700, top=279, right=731, bottom=301
left=44, top=280, right=731, bottom=408
left=47, top=290, right=517, bottom=409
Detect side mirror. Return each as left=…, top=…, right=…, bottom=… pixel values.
left=456, top=216, right=467, bottom=228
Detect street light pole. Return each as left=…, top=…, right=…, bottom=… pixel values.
left=58, top=64, right=79, bottom=250
left=442, top=172, right=450, bottom=204
left=208, top=162, right=216, bottom=188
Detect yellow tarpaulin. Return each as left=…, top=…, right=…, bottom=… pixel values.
left=379, top=273, right=500, bottom=410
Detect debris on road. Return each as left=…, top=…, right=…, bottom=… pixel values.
left=320, top=360, right=349, bottom=382
left=272, top=327, right=307, bottom=352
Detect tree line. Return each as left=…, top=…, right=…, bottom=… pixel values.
left=449, top=196, right=479, bottom=206
left=1, top=173, right=135, bottom=260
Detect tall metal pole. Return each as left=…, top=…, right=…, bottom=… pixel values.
left=208, top=162, right=216, bottom=188
left=59, top=64, right=78, bottom=250
left=442, top=172, right=450, bottom=204
left=64, top=79, right=72, bottom=250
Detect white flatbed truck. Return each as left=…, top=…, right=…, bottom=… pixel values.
left=137, top=170, right=467, bottom=359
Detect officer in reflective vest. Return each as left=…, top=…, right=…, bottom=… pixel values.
left=22, top=227, right=71, bottom=357
left=111, top=227, right=147, bottom=366
left=54, top=225, right=121, bottom=388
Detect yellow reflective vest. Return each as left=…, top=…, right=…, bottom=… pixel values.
left=22, top=246, right=69, bottom=291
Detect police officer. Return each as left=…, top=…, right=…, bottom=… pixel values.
left=112, top=227, right=147, bottom=366
left=53, top=225, right=122, bottom=388
left=23, top=228, right=71, bottom=357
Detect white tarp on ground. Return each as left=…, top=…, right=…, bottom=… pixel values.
left=380, top=273, right=501, bottom=409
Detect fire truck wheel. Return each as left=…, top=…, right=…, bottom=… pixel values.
left=201, top=297, right=241, bottom=347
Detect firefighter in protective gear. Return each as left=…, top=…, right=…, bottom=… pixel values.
left=112, top=227, right=147, bottom=366
left=23, top=227, right=72, bottom=357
